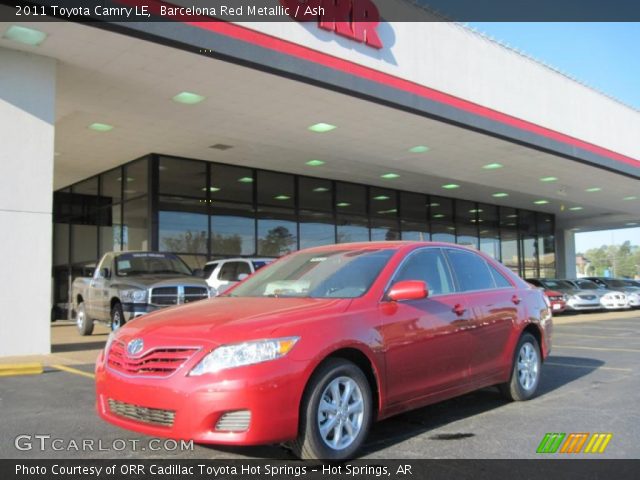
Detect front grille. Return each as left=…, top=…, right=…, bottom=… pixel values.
left=150, top=286, right=209, bottom=306
left=150, top=287, right=179, bottom=306
left=579, top=295, right=596, bottom=301
left=108, top=399, right=175, bottom=427
left=183, top=286, right=209, bottom=303
left=215, top=410, right=251, bottom=432
left=107, top=340, right=198, bottom=377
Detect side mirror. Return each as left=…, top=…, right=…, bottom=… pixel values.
left=237, top=273, right=249, bottom=282
left=192, top=268, right=205, bottom=278
left=387, top=280, right=428, bottom=302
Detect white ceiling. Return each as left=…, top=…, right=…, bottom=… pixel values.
left=1, top=19, right=638, bottom=230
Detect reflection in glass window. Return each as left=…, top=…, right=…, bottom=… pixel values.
left=122, top=196, right=148, bottom=251
left=336, top=183, right=366, bottom=214
left=99, top=204, right=122, bottom=254
left=394, top=248, right=453, bottom=295
left=124, top=158, right=148, bottom=200
left=337, top=215, right=369, bottom=243
left=211, top=203, right=256, bottom=256
left=159, top=211, right=208, bottom=254
left=299, top=177, right=332, bottom=211
left=101, top=168, right=122, bottom=204
left=400, top=220, right=429, bottom=241
left=370, top=217, right=399, bottom=241
left=257, top=208, right=297, bottom=257
left=300, top=211, right=336, bottom=249
left=446, top=249, right=495, bottom=291
left=480, top=229, right=501, bottom=260
left=159, top=157, right=206, bottom=198
left=210, top=164, right=254, bottom=204
left=257, top=171, right=295, bottom=208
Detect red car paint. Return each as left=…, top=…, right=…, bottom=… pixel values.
left=544, top=289, right=567, bottom=314
left=96, top=242, right=551, bottom=446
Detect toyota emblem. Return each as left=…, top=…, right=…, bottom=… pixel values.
left=126, top=338, right=144, bottom=357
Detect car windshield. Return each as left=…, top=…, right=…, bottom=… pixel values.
left=602, top=279, right=628, bottom=288
left=115, top=253, right=192, bottom=276
left=228, top=249, right=395, bottom=298
left=574, top=280, right=600, bottom=290
left=541, top=280, right=575, bottom=290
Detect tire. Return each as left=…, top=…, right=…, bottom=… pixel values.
left=292, top=358, right=372, bottom=460
left=500, top=332, right=541, bottom=401
left=110, top=302, right=125, bottom=331
left=76, top=302, right=94, bottom=336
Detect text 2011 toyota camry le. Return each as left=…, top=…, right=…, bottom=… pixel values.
left=96, top=242, right=552, bottom=459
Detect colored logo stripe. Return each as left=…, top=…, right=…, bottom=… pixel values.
left=560, top=433, right=589, bottom=453
left=537, top=433, right=613, bottom=454
left=537, top=433, right=566, bottom=453
left=584, top=433, right=613, bottom=454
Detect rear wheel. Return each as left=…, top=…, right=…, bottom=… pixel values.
left=500, top=332, right=541, bottom=401
left=76, top=302, right=93, bottom=336
left=292, top=359, right=372, bottom=460
left=110, top=302, right=125, bottom=331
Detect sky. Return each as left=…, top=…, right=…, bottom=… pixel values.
left=467, top=23, right=640, bottom=251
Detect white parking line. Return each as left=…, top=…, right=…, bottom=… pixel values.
left=545, top=362, right=632, bottom=373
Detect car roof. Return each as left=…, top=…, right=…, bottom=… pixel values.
left=205, top=257, right=274, bottom=265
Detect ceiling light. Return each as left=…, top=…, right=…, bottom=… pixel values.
left=533, top=200, right=549, bottom=205
left=409, top=145, right=430, bottom=153
left=469, top=209, right=483, bottom=213
left=336, top=202, right=351, bottom=207
left=377, top=209, right=397, bottom=214
left=306, top=159, right=325, bottom=167
left=623, top=196, right=637, bottom=201
left=201, top=187, right=221, bottom=192
left=237, top=177, right=254, bottom=183
left=569, top=206, right=583, bottom=211
left=308, top=123, right=336, bottom=133
left=313, top=187, right=329, bottom=193
left=172, top=91, right=206, bottom=104
left=116, top=177, right=135, bottom=183
left=381, top=173, right=400, bottom=179
left=585, top=187, right=602, bottom=192
left=88, top=123, right=114, bottom=132
left=433, top=213, right=445, bottom=219
left=539, top=176, right=558, bottom=182
left=492, top=192, right=509, bottom=198
left=274, top=195, right=290, bottom=201
left=428, top=202, right=440, bottom=207
left=482, top=163, right=503, bottom=170
left=3, top=25, right=47, bottom=46
left=442, top=184, right=460, bottom=189
left=373, top=195, right=390, bottom=201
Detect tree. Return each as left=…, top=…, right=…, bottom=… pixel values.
left=258, top=226, right=295, bottom=257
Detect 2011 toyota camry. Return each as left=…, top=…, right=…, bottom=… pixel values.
left=96, top=242, right=552, bottom=459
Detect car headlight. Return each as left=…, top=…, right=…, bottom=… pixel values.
left=120, top=288, right=147, bottom=303
left=562, top=294, right=569, bottom=302
left=105, top=331, right=116, bottom=353
left=189, top=337, right=300, bottom=376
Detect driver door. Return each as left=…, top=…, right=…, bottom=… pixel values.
left=89, top=254, right=112, bottom=321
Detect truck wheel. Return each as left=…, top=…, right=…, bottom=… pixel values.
left=76, top=302, right=94, bottom=336
left=110, top=303, right=125, bottom=331
left=292, top=359, right=372, bottom=460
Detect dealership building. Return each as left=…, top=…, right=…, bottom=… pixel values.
left=1, top=6, right=639, bottom=357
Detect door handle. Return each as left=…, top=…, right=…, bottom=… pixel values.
left=453, top=303, right=466, bottom=316
left=512, top=295, right=521, bottom=305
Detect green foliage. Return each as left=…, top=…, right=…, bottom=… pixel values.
left=579, top=241, right=640, bottom=277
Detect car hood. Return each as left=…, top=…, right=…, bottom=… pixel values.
left=115, top=296, right=352, bottom=346
left=112, top=275, right=208, bottom=289
left=566, top=289, right=601, bottom=297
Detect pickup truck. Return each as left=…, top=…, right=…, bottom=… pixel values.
left=71, top=251, right=212, bottom=335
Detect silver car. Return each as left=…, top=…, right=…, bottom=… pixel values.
left=567, top=279, right=629, bottom=310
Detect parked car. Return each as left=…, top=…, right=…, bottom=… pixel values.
left=528, top=279, right=601, bottom=312
left=71, top=251, right=212, bottom=335
left=203, top=257, right=273, bottom=295
left=621, top=279, right=640, bottom=289
left=96, top=241, right=551, bottom=460
left=582, top=277, right=640, bottom=308
left=566, top=279, right=630, bottom=310
left=526, top=280, right=567, bottom=313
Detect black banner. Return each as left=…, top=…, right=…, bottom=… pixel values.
left=4, top=460, right=640, bottom=480
left=2, top=0, right=640, bottom=22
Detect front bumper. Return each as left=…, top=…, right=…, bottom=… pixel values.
left=95, top=350, right=305, bottom=445
left=121, top=303, right=163, bottom=321
left=565, top=300, right=601, bottom=311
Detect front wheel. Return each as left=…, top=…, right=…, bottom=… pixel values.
left=76, top=302, right=94, bottom=336
left=110, top=302, right=125, bottom=331
left=500, top=332, right=541, bottom=401
left=292, top=359, right=372, bottom=460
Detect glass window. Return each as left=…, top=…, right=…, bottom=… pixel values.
left=537, top=213, right=555, bottom=278
left=336, top=182, right=366, bottom=214
left=122, top=196, right=149, bottom=251
left=159, top=157, right=206, bottom=198
left=480, top=229, right=501, bottom=260
left=430, top=196, right=453, bottom=222
left=211, top=202, right=256, bottom=256
left=300, top=211, right=336, bottom=249
left=488, top=263, right=513, bottom=288
left=257, top=171, right=295, bottom=208
left=159, top=210, right=208, bottom=254
left=203, top=262, right=219, bottom=279
left=124, top=158, right=148, bottom=200
left=71, top=224, right=98, bottom=263
left=337, top=215, right=369, bottom=243
left=401, top=221, right=429, bottom=241
left=219, top=261, right=251, bottom=282
left=114, top=252, right=192, bottom=276
left=99, top=204, right=122, bottom=254
left=210, top=164, right=254, bottom=204
left=400, top=192, right=428, bottom=222
left=369, top=188, right=396, bottom=217
left=257, top=207, right=297, bottom=257
left=446, top=248, right=496, bottom=291
left=455, top=200, right=478, bottom=248
left=431, top=222, right=456, bottom=243
left=393, top=248, right=454, bottom=296
left=53, top=223, right=69, bottom=266
left=100, top=168, right=122, bottom=204
left=500, top=207, right=519, bottom=274
left=299, top=177, right=332, bottom=211
left=371, top=217, right=399, bottom=241
left=522, top=236, right=539, bottom=279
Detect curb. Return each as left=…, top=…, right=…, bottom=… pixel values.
left=0, top=363, right=44, bottom=377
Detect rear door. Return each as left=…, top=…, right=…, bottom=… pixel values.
left=444, top=248, right=519, bottom=382
left=380, top=248, right=473, bottom=405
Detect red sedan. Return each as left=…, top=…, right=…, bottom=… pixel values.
left=96, top=242, right=552, bottom=459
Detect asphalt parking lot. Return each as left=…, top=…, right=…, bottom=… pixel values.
left=1, top=311, right=639, bottom=459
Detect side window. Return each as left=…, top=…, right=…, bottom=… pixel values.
left=446, top=249, right=496, bottom=292
left=218, top=262, right=239, bottom=281
left=393, top=249, right=454, bottom=296
left=95, top=255, right=112, bottom=279
left=203, top=262, right=218, bottom=279
left=488, top=263, right=513, bottom=289
left=236, top=261, right=252, bottom=276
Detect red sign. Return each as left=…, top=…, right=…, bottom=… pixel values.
left=280, top=0, right=383, bottom=49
